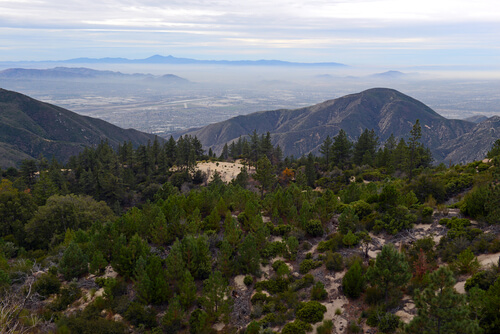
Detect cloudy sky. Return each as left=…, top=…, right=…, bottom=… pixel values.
left=1, top=0, right=499, bottom=66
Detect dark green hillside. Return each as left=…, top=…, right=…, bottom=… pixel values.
left=1, top=130, right=500, bottom=333
left=0, top=88, right=159, bottom=167
left=180, top=88, right=477, bottom=163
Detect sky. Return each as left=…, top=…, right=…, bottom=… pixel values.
left=1, top=0, right=499, bottom=66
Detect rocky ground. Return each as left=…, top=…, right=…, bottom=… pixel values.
left=228, top=208, right=500, bottom=333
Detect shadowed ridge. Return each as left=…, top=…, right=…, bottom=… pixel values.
left=0, top=88, right=160, bottom=168
left=179, top=88, right=477, bottom=163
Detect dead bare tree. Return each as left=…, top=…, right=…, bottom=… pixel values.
left=0, top=266, right=46, bottom=334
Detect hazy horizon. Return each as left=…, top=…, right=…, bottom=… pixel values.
left=1, top=0, right=499, bottom=69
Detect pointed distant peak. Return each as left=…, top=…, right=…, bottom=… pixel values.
left=146, top=54, right=168, bottom=60
left=370, top=70, right=406, bottom=77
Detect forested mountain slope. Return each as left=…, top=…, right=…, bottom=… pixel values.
left=1, top=134, right=500, bottom=333
left=0, top=88, right=159, bottom=167
left=180, top=88, right=486, bottom=163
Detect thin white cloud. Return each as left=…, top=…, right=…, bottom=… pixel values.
left=0, top=0, right=499, bottom=64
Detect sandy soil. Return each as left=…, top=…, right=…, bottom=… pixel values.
left=309, top=271, right=349, bottom=333
left=212, top=323, right=225, bottom=331
left=234, top=275, right=247, bottom=291
left=454, top=281, right=466, bottom=294
left=195, top=160, right=254, bottom=183
left=478, top=252, right=500, bottom=267
left=396, top=296, right=416, bottom=324
left=103, top=265, right=118, bottom=279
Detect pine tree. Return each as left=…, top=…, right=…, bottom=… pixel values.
left=342, top=259, right=364, bottom=298
left=238, top=233, right=260, bottom=275
left=366, top=243, right=411, bottom=305
left=20, top=159, right=38, bottom=188
left=220, top=143, right=229, bottom=160
left=162, top=294, right=184, bottom=333
left=165, top=239, right=186, bottom=290
left=32, top=171, right=58, bottom=206
left=135, top=255, right=170, bottom=304
left=250, top=130, right=260, bottom=162
left=179, top=270, right=197, bottom=309
left=320, top=135, right=333, bottom=167
left=261, top=132, right=273, bottom=160
left=59, top=241, right=89, bottom=280
left=305, top=153, right=317, bottom=188
left=254, top=156, right=276, bottom=197
left=406, top=266, right=482, bottom=334
left=407, top=119, right=422, bottom=181
left=332, top=129, right=352, bottom=167
left=353, top=129, right=378, bottom=166
left=486, top=139, right=500, bottom=158
left=202, top=270, right=232, bottom=322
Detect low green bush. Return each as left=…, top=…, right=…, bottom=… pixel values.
left=342, top=260, right=364, bottom=298
left=324, top=251, right=343, bottom=271
left=296, top=301, right=327, bottom=324
left=311, top=281, right=328, bottom=301
left=299, top=259, right=322, bottom=274
left=33, top=273, right=61, bottom=298
left=304, top=219, right=323, bottom=237
left=244, top=275, right=253, bottom=287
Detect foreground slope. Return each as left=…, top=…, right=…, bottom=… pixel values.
left=0, top=88, right=159, bottom=167
left=180, top=88, right=478, bottom=162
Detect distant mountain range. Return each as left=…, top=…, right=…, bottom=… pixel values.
left=0, top=67, right=191, bottom=84
left=1, top=55, right=346, bottom=67
left=0, top=89, right=160, bottom=168
left=179, top=88, right=499, bottom=164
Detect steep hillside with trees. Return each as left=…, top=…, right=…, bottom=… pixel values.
left=0, top=88, right=160, bottom=167
left=0, top=130, right=499, bottom=333
left=180, top=88, right=485, bottom=163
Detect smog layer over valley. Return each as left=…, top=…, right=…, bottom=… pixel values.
left=1, top=62, right=500, bottom=136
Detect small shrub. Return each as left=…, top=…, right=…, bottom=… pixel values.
left=367, top=308, right=401, bottom=333
left=304, top=219, right=324, bottom=237
left=296, top=301, right=327, bottom=324
left=281, top=320, right=312, bottom=334
left=324, top=251, right=343, bottom=271
left=311, top=281, right=328, bottom=301
left=347, top=320, right=362, bottom=333
left=292, top=274, right=315, bottom=291
left=364, top=286, right=384, bottom=306
left=259, top=313, right=278, bottom=327
left=244, top=275, right=253, bottom=287
left=251, top=292, right=269, bottom=305
left=316, top=319, right=334, bottom=334
left=421, top=206, right=434, bottom=224
left=464, top=269, right=498, bottom=291
left=317, top=233, right=344, bottom=252
left=58, top=242, right=88, bottom=280
left=439, top=217, right=471, bottom=229
left=124, top=302, right=157, bottom=329
left=342, top=230, right=359, bottom=247
left=245, top=321, right=261, bottom=334
left=33, top=273, right=61, bottom=298
left=451, top=248, right=480, bottom=275
left=189, top=309, right=210, bottom=334
left=49, top=282, right=81, bottom=312
left=299, top=259, right=322, bottom=274
left=342, top=260, right=364, bottom=298
left=301, top=241, right=312, bottom=251
left=377, top=312, right=401, bottom=333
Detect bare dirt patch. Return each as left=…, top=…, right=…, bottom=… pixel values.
left=477, top=252, right=500, bottom=268
left=195, top=160, right=254, bottom=183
